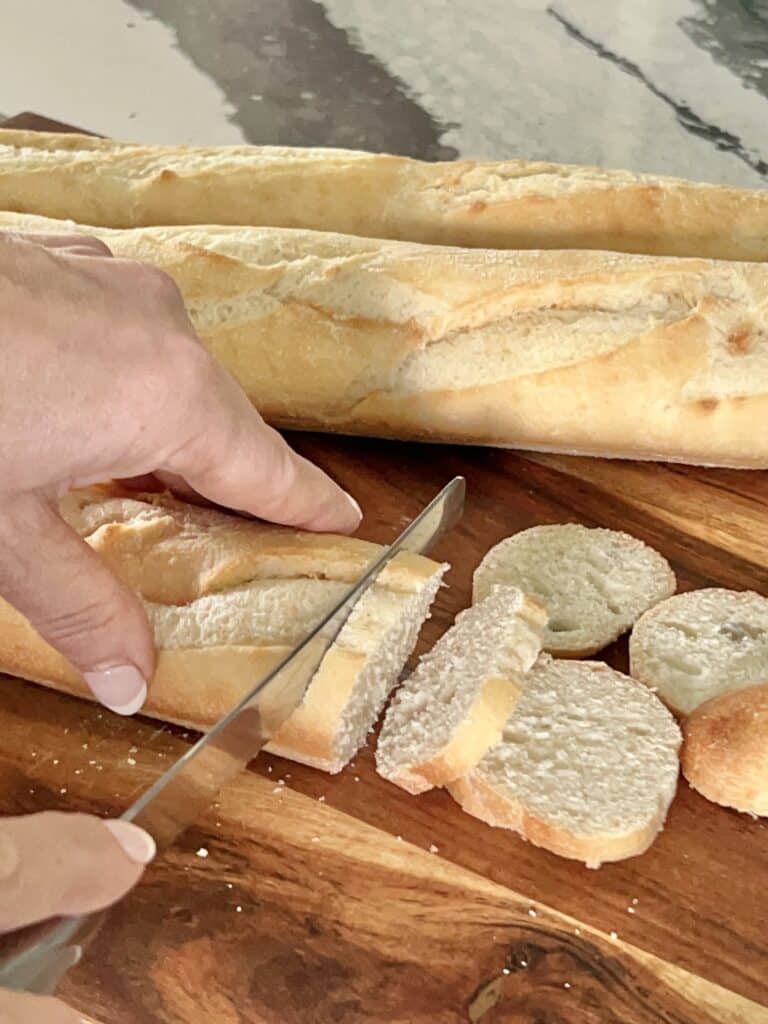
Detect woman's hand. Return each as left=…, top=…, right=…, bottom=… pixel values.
left=0, top=230, right=361, bottom=715
left=0, top=811, right=155, bottom=1023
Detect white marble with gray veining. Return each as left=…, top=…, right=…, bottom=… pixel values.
left=1, top=0, right=766, bottom=187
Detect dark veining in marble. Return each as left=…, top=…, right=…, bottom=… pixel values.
left=548, top=6, right=768, bottom=179
left=126, top=0, right=457, bottom=158
left=681, top=0, right=768, bottom=102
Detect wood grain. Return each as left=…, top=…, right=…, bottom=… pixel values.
left=1, top=113, right=767, bottom=1023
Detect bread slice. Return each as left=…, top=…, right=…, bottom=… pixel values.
left=448, top=656, right=681, bottom=867
left=681, top=684, right=768, bottom=816
left=629, top=588, right=768, bottom=717
left=473, top=524, right=676, bottom=657
left=375, top=585, right=547, bottom=795
left=0, top=485, right=446, bottom=773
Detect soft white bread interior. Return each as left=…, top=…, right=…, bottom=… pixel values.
left=681, top=683, right=768, bottom=817
left=0, top=485, right=446, bottom=773
left=629, top=588, right=768, bottom=717
left=0, top=128, right=767, bottom=260
left=448, top=655, right=681, bottom=867
left=376, top=585, right=546, bottom=795
left=473, top=525, right=676, bottom=657
left=2, top=211, right=768, bottom=468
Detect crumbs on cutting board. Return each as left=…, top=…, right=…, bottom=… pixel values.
left=196, top=847, right=209, bottom=859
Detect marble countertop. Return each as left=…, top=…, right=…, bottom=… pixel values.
left=1, top=0, right=766, bottom=186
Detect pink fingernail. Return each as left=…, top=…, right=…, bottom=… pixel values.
left=83, top=665, right=147, bottom=716
left=104, top=820, right=156, bottom=865
left=345, top=492, right=363, bottom=522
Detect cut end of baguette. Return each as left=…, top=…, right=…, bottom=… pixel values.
left=473, top=524, right=676, bottom=657
left=0, top=485, right=446, bottom=775
left=448, top=655, right=681, bottom=867
left=682, top=683, right=768, bottom=816
left=376, top=585, right=546, bottom=794
left=630, top=587, right=768, bottom=716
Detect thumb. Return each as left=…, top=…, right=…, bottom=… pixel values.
left=0, top=493, right=154, bottom=715
left=0, top=989, right=102, bottom=1023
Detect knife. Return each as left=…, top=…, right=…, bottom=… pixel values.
left=0, top=476, right=466, bottom=996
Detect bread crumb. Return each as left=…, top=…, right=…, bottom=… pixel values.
left=31, top=752, right=37, bottom=758
left=318, top=796, right=326, bottom=803
left=396, top=835, right=403, bottom=841
left=226, top=882, right=233, bottom=889
left=235, top=905, right=243, bottom=913
left=267, top=766, right=273, bottom=773
left=429, top=844, right=439, bottom=854
left=574, top=928, right=581, bottom=936
left=519, top=959, right=528, bottom=968
left=528, top=908, right=537, bottom=918
left=311, top=837, right=320, bottom=843
left=81, top=744, right=88, bottom=750
left=60, top=787, right=67, bottom=795
left=610, top=931, right=619, bottom=941
left=354, top=776, right=360, bottom=783
left=278, top=780, right=286, bottom=786
left=53, top=759, right=60, bottom=766
left=564, top=982, right=571, bottom=990
left=272, top=787, right=283, bottom=794
left=502, top=968, right=510, bottom=976
left=129, top=746, right=138, bottom=754
left=285, top=773, right=291, bottom=779
left=74, top=769, right=82, bottom=775
left=631, top=898, right=639, bottom=905
left=28, top=788, right=35, bottom=795
left=127, top=757, right=137, bottom=766
left=196, top=848, right=209, bottom=859
left=627, top=907, right=636, bottom=914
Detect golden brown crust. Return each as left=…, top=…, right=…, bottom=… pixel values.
left=682, top=684, right=768, bottom=816
left=1, top=128, right=767, bottom=259
left=4, top=213, right=768, bottom=467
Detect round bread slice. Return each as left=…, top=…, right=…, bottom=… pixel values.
left=448, top=656, right=681, bottom=868
left=630, top=588, right=768, bottom=717
left=682, top=684, right=768, bottom=816
left=473, top=524, right=676, bottom=657
left=376, top=584, right=547, bottom=795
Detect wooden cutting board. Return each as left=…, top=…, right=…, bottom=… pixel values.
left=1, top=112, right=767, bottom=1024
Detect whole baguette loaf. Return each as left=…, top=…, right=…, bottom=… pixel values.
left=3, top=211, right=768, bottom=467
left=0, top=127, right=766, bottom=260
left=0, top=485, right=446, bottom=773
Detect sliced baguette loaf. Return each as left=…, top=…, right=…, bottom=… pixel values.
left=376, top=585, right=547, bottom=794
left=629, top=588, right=768, bottom=717
left=1, top=128, right=767, bottom=260
left=681, top=684, right=768, bottom=817
left=473, top=525, right=675, bottom=657
left=2, top=211, right=768, bottom=468
left=448, top=656, right=681, bottom=867
left=0, top=485, right=446, bottom=773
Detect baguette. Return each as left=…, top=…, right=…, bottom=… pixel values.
left=473, top=525, right=676, bottom=657
left=681, top=684, right=768, bottom=816
left=376, top=585, right=546, bottom=795
left=0, top=485, right=446, bottom=773
left=629, top=589, right=768, bottom=716
left=1, top=128, right=767, bottom=260
left=448, top=656, right=682, bottom=867
left=3, top=211, right=768, bottom=467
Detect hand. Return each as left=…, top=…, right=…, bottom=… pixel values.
left=0, top=230, right=361, bottom=715
left=0, top=811, right=155, bottom=1023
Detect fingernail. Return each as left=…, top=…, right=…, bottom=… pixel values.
left=345, top=492, right=363, bottom=523
left=84, top=665, right=147, bottom=716
left=104, top=820, right=156, bottom=865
